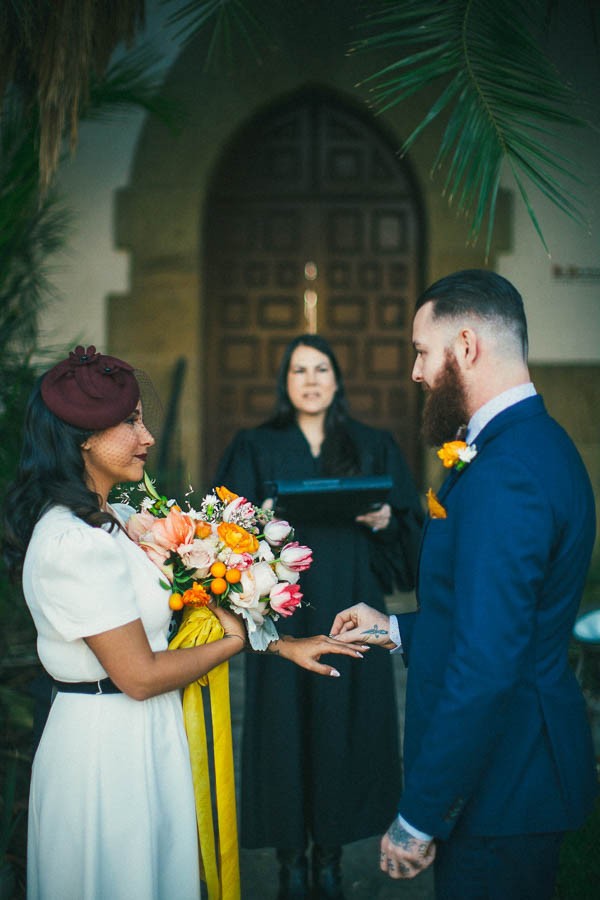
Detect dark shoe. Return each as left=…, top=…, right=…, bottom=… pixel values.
left=312, top=845, right=345, bottom=900
left=277, top=848, right=309, bottom=900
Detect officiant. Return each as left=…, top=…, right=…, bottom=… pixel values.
left=215, top=333, right=423, bottom=899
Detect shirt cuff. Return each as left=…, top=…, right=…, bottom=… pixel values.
left=388, top=615, right=402, bottom=653
left=397, top=813, right=433, bottom=842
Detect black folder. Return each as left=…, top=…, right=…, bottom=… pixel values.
left=265, top=475, right=393, bottom=524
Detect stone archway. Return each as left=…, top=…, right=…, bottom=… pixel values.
left=203, top=88, right=425, bottom=482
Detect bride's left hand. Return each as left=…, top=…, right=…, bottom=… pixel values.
left=267, top=634, right=369, bottom=677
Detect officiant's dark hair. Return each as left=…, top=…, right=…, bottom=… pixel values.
left=2, top=379, right=118, bottom=578
left=265, top=334, right=361, bottom=477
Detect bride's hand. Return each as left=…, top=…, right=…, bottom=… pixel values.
left=210, top=603, right=247, bottom=647
left=267, top=634, right=369, bottom=677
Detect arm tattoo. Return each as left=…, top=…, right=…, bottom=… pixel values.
left=361, top=626, right=388, bottom=638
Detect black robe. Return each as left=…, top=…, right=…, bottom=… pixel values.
left=215, top=419, right=423, bottom=848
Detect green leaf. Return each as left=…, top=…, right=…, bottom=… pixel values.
left=162, top=0, right=279, bottom=70
left=355, top=0, right=590, bottom=252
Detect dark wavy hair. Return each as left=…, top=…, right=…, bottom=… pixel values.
left=3, top=378, right=119, bottom=579
left=265, top=333, right=361, bottom=476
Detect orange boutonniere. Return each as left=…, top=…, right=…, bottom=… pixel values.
left=426, top=488, right=447, bottom=519
left=437, top=440, right=478, bottom=472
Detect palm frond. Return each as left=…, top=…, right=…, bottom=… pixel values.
left=0, top=37, right=176, bottom=362
left=85, top=44, right=182, bottom=130
left=161, top=0, right=279, bottom=69
left=0, top=0, right=146, bottom=192
left=0, top=100, right=71, bottom=357
left=355, top=0, right=590, bottom=256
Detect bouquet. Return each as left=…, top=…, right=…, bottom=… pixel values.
left=124, top=472, right=313, bottom=650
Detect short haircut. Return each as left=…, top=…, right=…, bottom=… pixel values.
left=416, top=269, right=528, bottom=359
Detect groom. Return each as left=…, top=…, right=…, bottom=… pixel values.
left=331, top=270, right=597, bottom=899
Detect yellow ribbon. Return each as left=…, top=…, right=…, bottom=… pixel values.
left=169, top=606, right=240, bottom=900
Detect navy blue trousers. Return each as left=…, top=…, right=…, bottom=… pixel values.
left=434, top=831, right=564, bottom=900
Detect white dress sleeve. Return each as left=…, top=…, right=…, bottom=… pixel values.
left=29, top=521, right=140, bottom=641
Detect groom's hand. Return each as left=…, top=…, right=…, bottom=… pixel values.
left=380, top=818, right=435, bottom=879
left=329, top=602, right=395, bottom=649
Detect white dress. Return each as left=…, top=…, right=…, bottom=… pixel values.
left=22, top=504, right=201, bottom=900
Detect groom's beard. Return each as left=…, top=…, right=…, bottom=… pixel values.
left=421, top=352, right=470, bottom=447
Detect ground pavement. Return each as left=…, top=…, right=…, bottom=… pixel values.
left=228, top=598, right=435, bottom=900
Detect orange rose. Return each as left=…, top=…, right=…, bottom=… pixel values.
left=215, top=486, right=239, bottom=503
left=217, top=521, right=259, bottom=554
left=437, top=441, right=467, bottom=468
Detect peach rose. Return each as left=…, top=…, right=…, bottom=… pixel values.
left=125, top=509, right=157, bottom=543
left=177, top=540, right=216, bottom=577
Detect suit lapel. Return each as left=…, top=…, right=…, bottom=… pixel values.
left=416, top=395, right=547, bottom=600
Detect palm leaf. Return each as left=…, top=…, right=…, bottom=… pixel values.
left=0, top=0, right=146, bottom=192
left=0, top=95, right=70, bottom=357
left=0, top=41, right=177, bottom=361
left=355, top=0, right=590, bottom=256
left=85, top=44, right=181, bottom=129
left=162, top=0, right=279, bottom=69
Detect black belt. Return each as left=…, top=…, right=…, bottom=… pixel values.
left=52, top=677, right=122, bottom=695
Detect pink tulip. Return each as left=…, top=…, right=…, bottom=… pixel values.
left=223, top=496, right=255, bottom=523
left=263, top=519, right=293, bottom=547
left=269, top=582, right=303, bottom=617
left=278, top=541, right=313, bottom=572
left=227, top=551, right=255, bottom=571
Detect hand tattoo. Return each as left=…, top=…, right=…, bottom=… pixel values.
left=387, top=819, right=429, bottom=856
left=361, top=626, right=388, bottom=638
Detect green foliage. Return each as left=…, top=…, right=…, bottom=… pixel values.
left=0, top=754, right=21, bottom=862
left=85, top=43, right=180, bottom=127
left=163, top=0, right=279, bottom=69
left=0, top=30, right=178, bottom=663
left=0, top=100, right=70, bottom=357
left=353, top=0, right=592, bottom=255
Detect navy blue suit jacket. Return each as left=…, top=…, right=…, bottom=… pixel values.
left=398, top=395, right=597, bottom=839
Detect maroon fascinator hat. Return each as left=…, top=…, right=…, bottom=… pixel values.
left=40, top=345, right=140, bottom=430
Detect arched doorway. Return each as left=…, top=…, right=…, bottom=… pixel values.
left=203, top=88, right=424, bottom=483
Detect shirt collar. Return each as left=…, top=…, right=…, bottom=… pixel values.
left=465, top=382, right=537, bottom=445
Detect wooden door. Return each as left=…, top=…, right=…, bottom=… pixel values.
left=203, top=91, right=423, bottom=485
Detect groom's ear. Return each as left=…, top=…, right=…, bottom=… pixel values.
left=455, top=326, right=480, bottom=369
